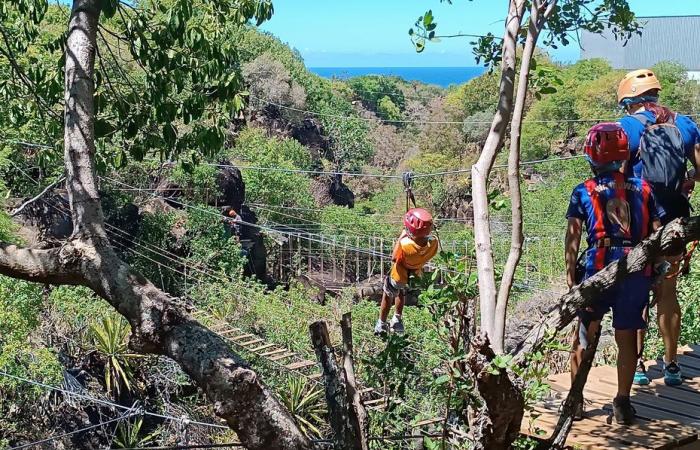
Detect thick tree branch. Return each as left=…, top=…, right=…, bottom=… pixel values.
left=0, top=242, right=83, bottom=285
left=511, top=216, right=700, bottom=363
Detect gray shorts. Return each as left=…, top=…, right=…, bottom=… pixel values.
left=383, top=275, right=407, bottom=297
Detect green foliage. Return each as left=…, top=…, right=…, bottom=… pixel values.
left=171, top=162, right=220, bottom=204
left=444, top=70, right=500, bottom=119
left=652, top=61, right=700, bottom=114
left=182, top=206, right=245, bottom=277
left=232, top=127, right=315, bottom=214
left=278, top=377, right=326, bottom=438
left=90, top=315, right=140, bottom=395
left=348, top=75, right=406, bottom=116
left=114, top=417, right=161, bottom=449
left=0, top=0, right=274, bottom=171
left=376, top=95, right=403, bottom=122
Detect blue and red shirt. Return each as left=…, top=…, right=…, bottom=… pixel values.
left=618, top=110, right=700, bottom=178
left=567, top=171, right=664, bottom=274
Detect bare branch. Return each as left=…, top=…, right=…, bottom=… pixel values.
left=11, top=177, right=66, bottom=217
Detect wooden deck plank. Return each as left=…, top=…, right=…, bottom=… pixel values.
left=530, top=368, right=700, bottom=449
left=250, top=343, right=276, bottom=352
left=260, top=348, right=287, bottom=357
left=269, top=352, right=295, bottom=361
left=238, top=338, right=264, bottom=346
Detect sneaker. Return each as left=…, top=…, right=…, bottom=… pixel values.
left=663, top=361, right=683, bottom=386
left=613, top=395, right=636, bottom=425
left=374, top=320, right=388, bottom=336
left=633, top=361, right=650, bottom=386
left=389, top=315, right=404, bottom=334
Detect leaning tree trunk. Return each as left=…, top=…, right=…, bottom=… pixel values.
left=511, top=216, right=700, bottom=362
left=472, top=0, right=526, bottom=344
left=0, top=2, right=314, bottom=448
left=492, top=0, right=558, bottom=353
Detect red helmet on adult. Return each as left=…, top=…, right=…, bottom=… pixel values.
left=404, top=208, right=433, bottom=238
left=584, top=122, right=629, bottom=168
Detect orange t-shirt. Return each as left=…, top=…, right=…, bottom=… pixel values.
left=391, top=230, right=439, bottom=271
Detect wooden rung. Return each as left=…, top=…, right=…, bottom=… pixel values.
left=308, top=373, right=322, bottom=380
left=363, top=399, right=386, bottom=406
left=359, top=388, right=374, bottom=395
left=260, top=348, right=288, bottom=357
left=285, top=360, right=316, bottom=370
left=251, top=343, right=276, bottom=352
left=232, top=333, right=255, bottom=341
left=269, top=352, right=295, bottom=361
left=218, top=328, right=241, bottom=336
left=239, top=338, right=264, bottom=346
left=414, top=417, right=443, bottom=427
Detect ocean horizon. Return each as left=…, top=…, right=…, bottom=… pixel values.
left=309, top=66, right=486, bottom=88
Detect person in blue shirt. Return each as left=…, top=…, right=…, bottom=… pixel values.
left=617, top=69, right=700, bottom=387
left=566, top=123, right=663, bottom=425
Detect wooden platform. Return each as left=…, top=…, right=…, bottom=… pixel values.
left=523, top=345, right=700, bottom=449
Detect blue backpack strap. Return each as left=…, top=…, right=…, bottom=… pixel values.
left=632, top=112, right=654, bottom=127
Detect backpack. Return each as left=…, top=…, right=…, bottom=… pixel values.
left=634, top=112, right=686, bottom=193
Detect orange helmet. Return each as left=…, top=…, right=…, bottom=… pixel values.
left=404, top=208, right=433, bottom=238
left=617, top=69, right=661, bottom=104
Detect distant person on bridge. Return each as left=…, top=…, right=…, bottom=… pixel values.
left=616, top=69, right=700, bottom=387
left=566, top=123, right=663, bottom=424
left=374, top=208, right=439, bottom=336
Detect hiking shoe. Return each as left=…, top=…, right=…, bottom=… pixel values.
left=633, top=361, right=650, bottom=386
left=389, top=315, right=404, bottom=334
left=664, top=361, right=683, bottom=386
left=374, top=320, right=388, bottom=336
left=613, top=395, right=636, bottom=425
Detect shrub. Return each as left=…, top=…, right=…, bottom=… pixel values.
left=377, top=95, right=403, bottom=122
left=348, top=75, right=406, bottom=114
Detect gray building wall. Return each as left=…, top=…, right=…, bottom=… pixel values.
left=581, top=16, right=700, bottom=71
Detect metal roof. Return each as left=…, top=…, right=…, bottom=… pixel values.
left=580, top=16, right=700, bottom=71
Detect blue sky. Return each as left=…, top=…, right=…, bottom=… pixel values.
left=261, top=0, right=700, bottom=67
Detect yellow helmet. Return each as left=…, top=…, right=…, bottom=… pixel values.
left=617, top=69, right=661, bottom=104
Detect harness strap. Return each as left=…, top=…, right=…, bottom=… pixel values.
left=403, top=171, right=417, bottom=211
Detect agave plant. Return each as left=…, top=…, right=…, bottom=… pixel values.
left=279, top=377, right=327, bottom=438
left=113, top=417, right=160, bottom=448
left=89, top=315, right=141, bottom=395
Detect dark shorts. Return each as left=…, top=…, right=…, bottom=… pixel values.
left=578, top=271, right=651, bottom=331
left=656, top=191, right=690, bottom=226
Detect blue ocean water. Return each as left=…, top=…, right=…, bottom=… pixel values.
left=309, top=67, right=486, bottom=88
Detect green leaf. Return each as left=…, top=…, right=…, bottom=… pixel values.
left=95, top=119, right=115, bottom=138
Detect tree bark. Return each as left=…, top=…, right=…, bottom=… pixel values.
left=511, top=216, right=700, bottom=363
left=549, top=327, right=600, bottom=448
left=472, top=0, right=526, bottom=342
left=0, top=2, right=315, bottom=448
left=310, top=320, right=364, bottom=450
left=467, top=335, right=525, bottom=450
left=340, top=313, right=370, bottom=450
left=493, top=0, right=557, bottom=353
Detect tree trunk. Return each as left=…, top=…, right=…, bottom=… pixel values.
left=493, top=0, right=558, bottom=352
left=0, top=2, right=314, bottom=448
left=549, top=326, right=600, bottom=448
left=467, top=335, right=525, bottom=450
left=472, top=0, right=526, bottom=342
left=340, top=313, right=370, bottom=450
left=511, top=216, right=700, bottom=363
left=310, top=320, right=365, bottom=450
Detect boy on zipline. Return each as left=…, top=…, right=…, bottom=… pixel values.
left=374, top=207, right=439, bottom=335
left=566, top=123, right=663, bottom=424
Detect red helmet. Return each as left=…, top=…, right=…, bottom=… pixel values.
left=404, top=208, right=433, bottom=238
left=584, top=123, right=629, bottom=167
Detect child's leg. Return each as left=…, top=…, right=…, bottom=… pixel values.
left=379, top=291, right=394, bottom=323
left=571, top=318, right=601, bottom=384
left=615, top=329, right=637, bottom=397
left=636, top=305, right=648, bottom=360
left=655, top=260, right=682, bottom=363
left=394, top=290, right=405, bottom=317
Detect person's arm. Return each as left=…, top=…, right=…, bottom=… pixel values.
left=565, top=217, right=583, bottom=289
left=692, top=144, right=700, bottom=182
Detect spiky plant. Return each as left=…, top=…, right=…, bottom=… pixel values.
left=279, top=377, right=327, bottom=438
left=113, top=417, right=160, bottom=448
left=89, top=315, right=140, bottom=395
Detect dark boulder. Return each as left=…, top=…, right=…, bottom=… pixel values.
left=213, top=160, right=245, bottom=211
